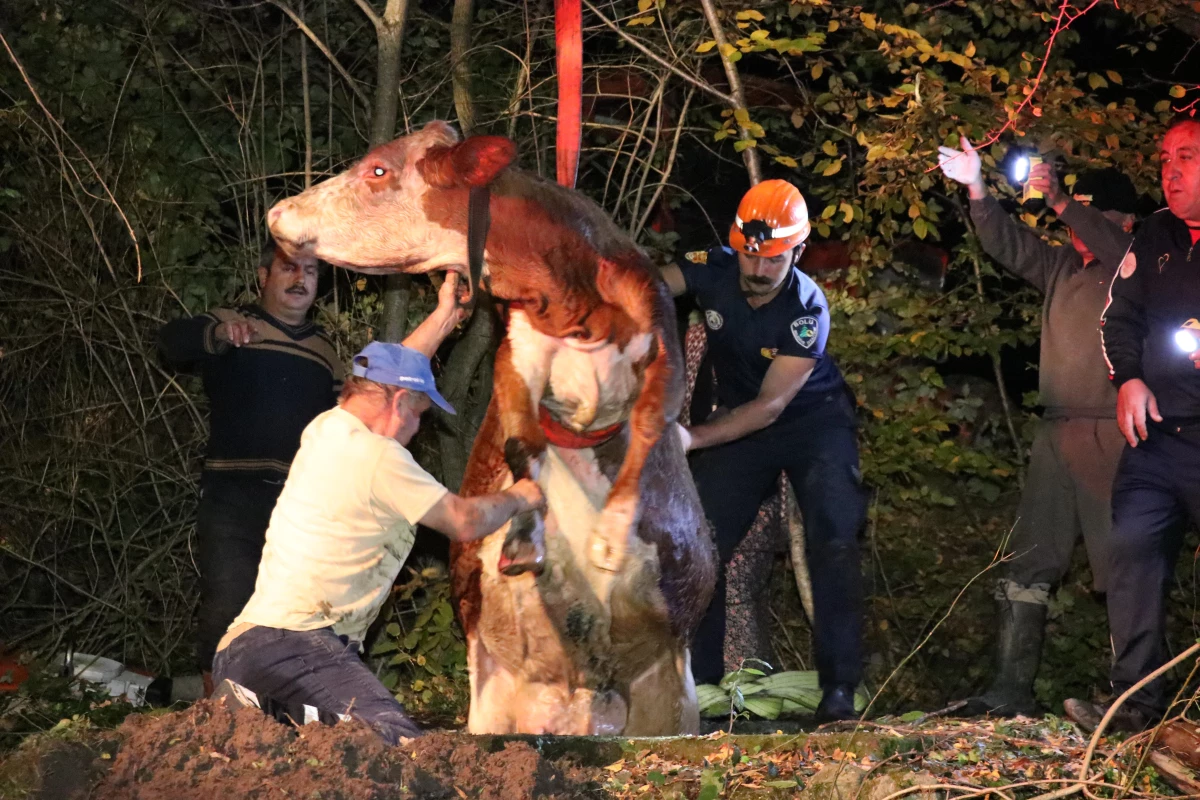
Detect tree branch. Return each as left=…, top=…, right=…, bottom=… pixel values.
left=267, top=0, right=372, bottom=109
left=696, top=0, right=760, bottom=184
left=581, top=0, right=738, bottom=107
left=451, top=0, right=477, bottom=136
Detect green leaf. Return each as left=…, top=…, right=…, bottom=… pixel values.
left=698, top=785, right=719, bottom=800
left=733, top=138, right=757, bottom=152
left=648, top=771, right=666, bottom=786
left=913, top=217, right=928, bottom=239
left=900, top=710, right=925, bottom=722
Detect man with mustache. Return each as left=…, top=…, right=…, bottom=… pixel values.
left=1066, top=115, right=1200, bottom=732
left=660, top=180, right=867, bottom=721
left=158, top=240, right=344, bottom=697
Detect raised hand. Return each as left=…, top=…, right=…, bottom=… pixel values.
left=937, top=135, right=985, bottom=199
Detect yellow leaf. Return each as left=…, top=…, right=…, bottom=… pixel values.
left=733, top=138, right=757, bottom=152
left=964, top=41, right=976, bottom=58
left=822, top=159, right=843, bottom=176
left=696, top=40, right=717, bottom=53
left=840, top=202, right=854, bottom=224
left=1106, top=134, right=1120, bottom=150
left=822, top=140, right=838, bottom=156
left=1088, top=73, right=1108, bottom=90
left=734, top=108, right=751, bottom=126
left=811, top=63, right=824, bottom=80
left=913, top=217, right=928, bottom=239
left=750, top=30, right=770, bottom=41
left=355, top=278, right=367, bottom=291
left=735, top=9, right=765, bottom=21
left=718, top=42, right=738, bottom=59
left=828, top=20, right=840, bottom=32
left=1064, top=173, right=1077, bottom=188
left=774, top=155, right=799, bottom=168
left=637, top=0, right=654, bottom=11
left=1106, top=70, right=1123, bottom=85
left=821, top=204, right=837, bottom=219
left=861, top=13, right=877, bottom=30
left=605, top=760, right=626, bottom=773
left=1170, top=84, right=1187, bottom=98
left=908, top=203, right=921, bottom=219
left=626, top=15, right=654, bottom=26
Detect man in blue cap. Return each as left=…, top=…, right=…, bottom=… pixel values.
left=211, top=277, right=545, bottom=743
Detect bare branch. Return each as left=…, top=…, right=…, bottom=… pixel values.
left=581, top=0, right=737, bottom=107
left=268, top=0, right=372, bottom=109
left=696, top=0, right=761, bottom=184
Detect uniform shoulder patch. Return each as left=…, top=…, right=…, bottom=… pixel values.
left=790, top=316, right=818, bottom=349
left=684, top=250, right=708, bottom=264
left=1119, top=251, right=1137, bottom=279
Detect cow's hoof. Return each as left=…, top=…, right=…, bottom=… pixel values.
left=588, top=535, right=622, bottom=572
left=498, top=549, right=545, bottom=576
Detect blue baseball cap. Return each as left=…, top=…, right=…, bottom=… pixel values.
left=351, top=341, right=456, bottom=415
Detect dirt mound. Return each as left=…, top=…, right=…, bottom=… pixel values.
left=92, top=700, right=605, bottom=799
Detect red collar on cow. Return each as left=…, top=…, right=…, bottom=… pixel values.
left=538, top=405, right=624, bottom=449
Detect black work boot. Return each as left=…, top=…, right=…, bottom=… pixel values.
left=1063, top=697, right=1152, bottom=734
left=959, top=587, right=1047, bottom=718
left=815, top=684, right=859, bottom=723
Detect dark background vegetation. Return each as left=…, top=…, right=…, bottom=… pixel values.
left=2, top=0, right=1199, bottom=720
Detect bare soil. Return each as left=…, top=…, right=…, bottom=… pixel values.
left=71, top=699, right=606, bottom=799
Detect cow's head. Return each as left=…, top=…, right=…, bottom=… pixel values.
left=267, top=121, right=516, bottom=275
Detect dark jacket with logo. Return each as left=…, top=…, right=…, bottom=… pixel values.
left=971, top=195, right=1132, bottom=418
left=158, top=304, right=344, bottom=482
left=677, top=246, right=851, bottom=425
left=1102, top=208, right=1200, bottom=420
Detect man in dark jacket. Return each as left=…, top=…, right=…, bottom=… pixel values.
left=158, top=241, right=344, bottom=695
left=1066, top=117, right=1200, bottom=732
left=938, top=136, right=1135, bottom=716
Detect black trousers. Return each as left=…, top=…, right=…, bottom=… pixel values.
left=689, top=407, right=867, bottom=688
left=1107, top=426, right=1200, bottom=715
left=195, top=475, right=283, bottom=671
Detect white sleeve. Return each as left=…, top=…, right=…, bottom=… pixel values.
left=369, top=443, right=449, bottom=526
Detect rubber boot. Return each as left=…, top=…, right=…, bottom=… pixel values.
left=959, top=593, right=1047, bottom=717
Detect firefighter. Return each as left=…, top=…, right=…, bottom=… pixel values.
left=660, top=180, right=866, bottom=722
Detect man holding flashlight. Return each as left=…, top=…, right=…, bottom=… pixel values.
left=1066, top=116, right=1200, bottom=732
left=938, top=136, right=1135, bottom=717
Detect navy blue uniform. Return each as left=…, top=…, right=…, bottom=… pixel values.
left=1100, top=209, right=1200, bottom=716
left=680, top=246, right=866, bottom=688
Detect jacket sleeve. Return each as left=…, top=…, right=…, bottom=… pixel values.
left=157, top=310, right=230, bottom=369
left=1058, top=200, right=1133, bottom=271
left=969, top=195, right=1059, bottom=293
left=1100, top=247, right=1147, bottom=388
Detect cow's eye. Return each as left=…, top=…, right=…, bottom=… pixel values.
left=372, top=166, right=387, bottom=177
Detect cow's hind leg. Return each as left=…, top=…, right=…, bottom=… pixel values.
left=493, top=332, right=551, bottom=576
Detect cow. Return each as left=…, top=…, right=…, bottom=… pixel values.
left=267, top=121, right=716, bottom=735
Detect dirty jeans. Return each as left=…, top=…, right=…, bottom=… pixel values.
left=212, top=624, right=421, bottom=744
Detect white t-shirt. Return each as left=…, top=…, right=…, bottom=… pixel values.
left=232, top=406, right=448, bottom=644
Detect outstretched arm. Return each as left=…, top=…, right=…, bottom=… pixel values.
left=687, top=355, right=815, bottom=450
left=402, top=272, right=469, bottom=359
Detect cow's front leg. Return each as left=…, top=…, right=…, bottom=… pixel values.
left=590, top=336, right=670, bottom=571
left=493, top=330, right=551, bottom=576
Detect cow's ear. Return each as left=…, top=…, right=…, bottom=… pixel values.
left=419, top=136, right=516, bottom=189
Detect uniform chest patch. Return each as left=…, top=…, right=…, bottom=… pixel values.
left=705, top=309, right=724, bottom=330
left=761, top=347, right=778, bottom=360
left=685, top=250, right=708, bottom=264
left=1119, top=251, right=1137, bottom=279
left=790, top=316, right=818, bottom=349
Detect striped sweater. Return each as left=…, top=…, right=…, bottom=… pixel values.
left=158, top=304, right=345, bottom=482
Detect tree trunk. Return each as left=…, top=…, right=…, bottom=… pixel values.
left=435, top=307, right=497, bottom=490
left=367, top=0, right=413, bottom=342
left=451, top=0, right=476, bottom=136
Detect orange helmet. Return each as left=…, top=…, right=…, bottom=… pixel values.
left=728, top=180, right=811, bottom=258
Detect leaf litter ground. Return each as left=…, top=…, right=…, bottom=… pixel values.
left=0, top=699, right=1184, bottom=799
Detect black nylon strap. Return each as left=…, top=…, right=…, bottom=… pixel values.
left=466, top=185, right=491, bottom=312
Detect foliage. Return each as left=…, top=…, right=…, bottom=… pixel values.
left=368, top=560, right=470, bottom=722
left=696, top=662, right=869, bottom=721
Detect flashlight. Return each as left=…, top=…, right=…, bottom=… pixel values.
left=1011, top=156, right=1031, bottom=184
left=1177, top=320, right=1200, bottom=359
